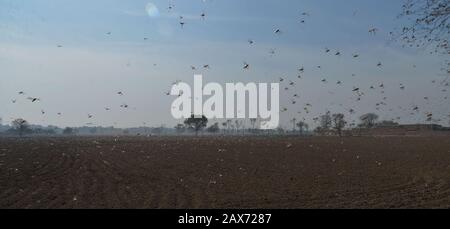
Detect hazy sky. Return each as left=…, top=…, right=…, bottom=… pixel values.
left=0, top=0, right=449, bottom=128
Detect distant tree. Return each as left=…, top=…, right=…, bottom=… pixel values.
left=47, top=129, right=57, bottom=135
left=229, top=123, right=235, bottom=133
left=291, top=118, right=297, bottom=131
left=359, top=113, right=379, bottom=128
left=448, top=114, right=450, bottom=127
left=314, top=127, right=324, bottom=135
left=320, top=111, right=332, bottom=130
left=11, top=118, right=31, bottom=136
left=184, top=114, right=208, bottom=136
left=174, top=124, right=186, bottom=134
left=221, top=122, right=228, bottom=134
left=63, top=127, right=75, bottom=135
left=250, top=118, right=257, bottom=130
left=296, top=121, right=309, bottom=135
left=332, top=113, right=346, bottom=137
left=396, top=0, right=449, bottom=55
left=221, top=120, right=228, bottom=134
left=235, top=120, right=244, bottom=135
left=207, top=122, right=220, bottom=134
left=227, top=119, right=233, bottom=131
left=276, top=127, right=285, bottom=135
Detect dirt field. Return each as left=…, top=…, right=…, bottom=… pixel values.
left=0, top=136, right=449, bottom=209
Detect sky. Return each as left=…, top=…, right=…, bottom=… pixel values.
left=0, top=0, right=449, bottom=129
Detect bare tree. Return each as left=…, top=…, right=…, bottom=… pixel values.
left=320, top=111, right=332, bottom=130
left=207, top=122, right=220, bottom=134
left=447, top=114, right=450, bottom=126
left=11, top=118, right=31, bottom=136
left=235, top=120, right=244, bottom=135
left=291, top=118, right=297, bottom=132
left=221, top=122, right=228, bottom=134
left=332, top=113, right=346, bottom=137
left=226, top=119, right=232, bottom=133
left=448, top=114, right=450, bottom=127
left=250, top=118, right=257, bottom=130
left=63, top=127, right=76, bottom=135
left=359, top=113, right=379, bottom=128
left=296, top=121, right=309, bottom=135
left=396, top=0, right=449, bottom=54
left=184, top=115, right=208, bottom=136
left=277, top=127, right=285, bottom=135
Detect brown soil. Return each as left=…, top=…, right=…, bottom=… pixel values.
left=0, top=136, right=449, bottom=209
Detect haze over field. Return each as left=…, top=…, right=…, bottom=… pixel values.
left=0, top=0, right=448, bottom=129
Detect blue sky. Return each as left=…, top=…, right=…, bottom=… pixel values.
left=0, top=0, right=404, bottom=45
left=0, top=0, right=448, bottom=128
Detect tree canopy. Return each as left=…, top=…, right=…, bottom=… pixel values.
left=184, top=114, right=208, bottom=135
